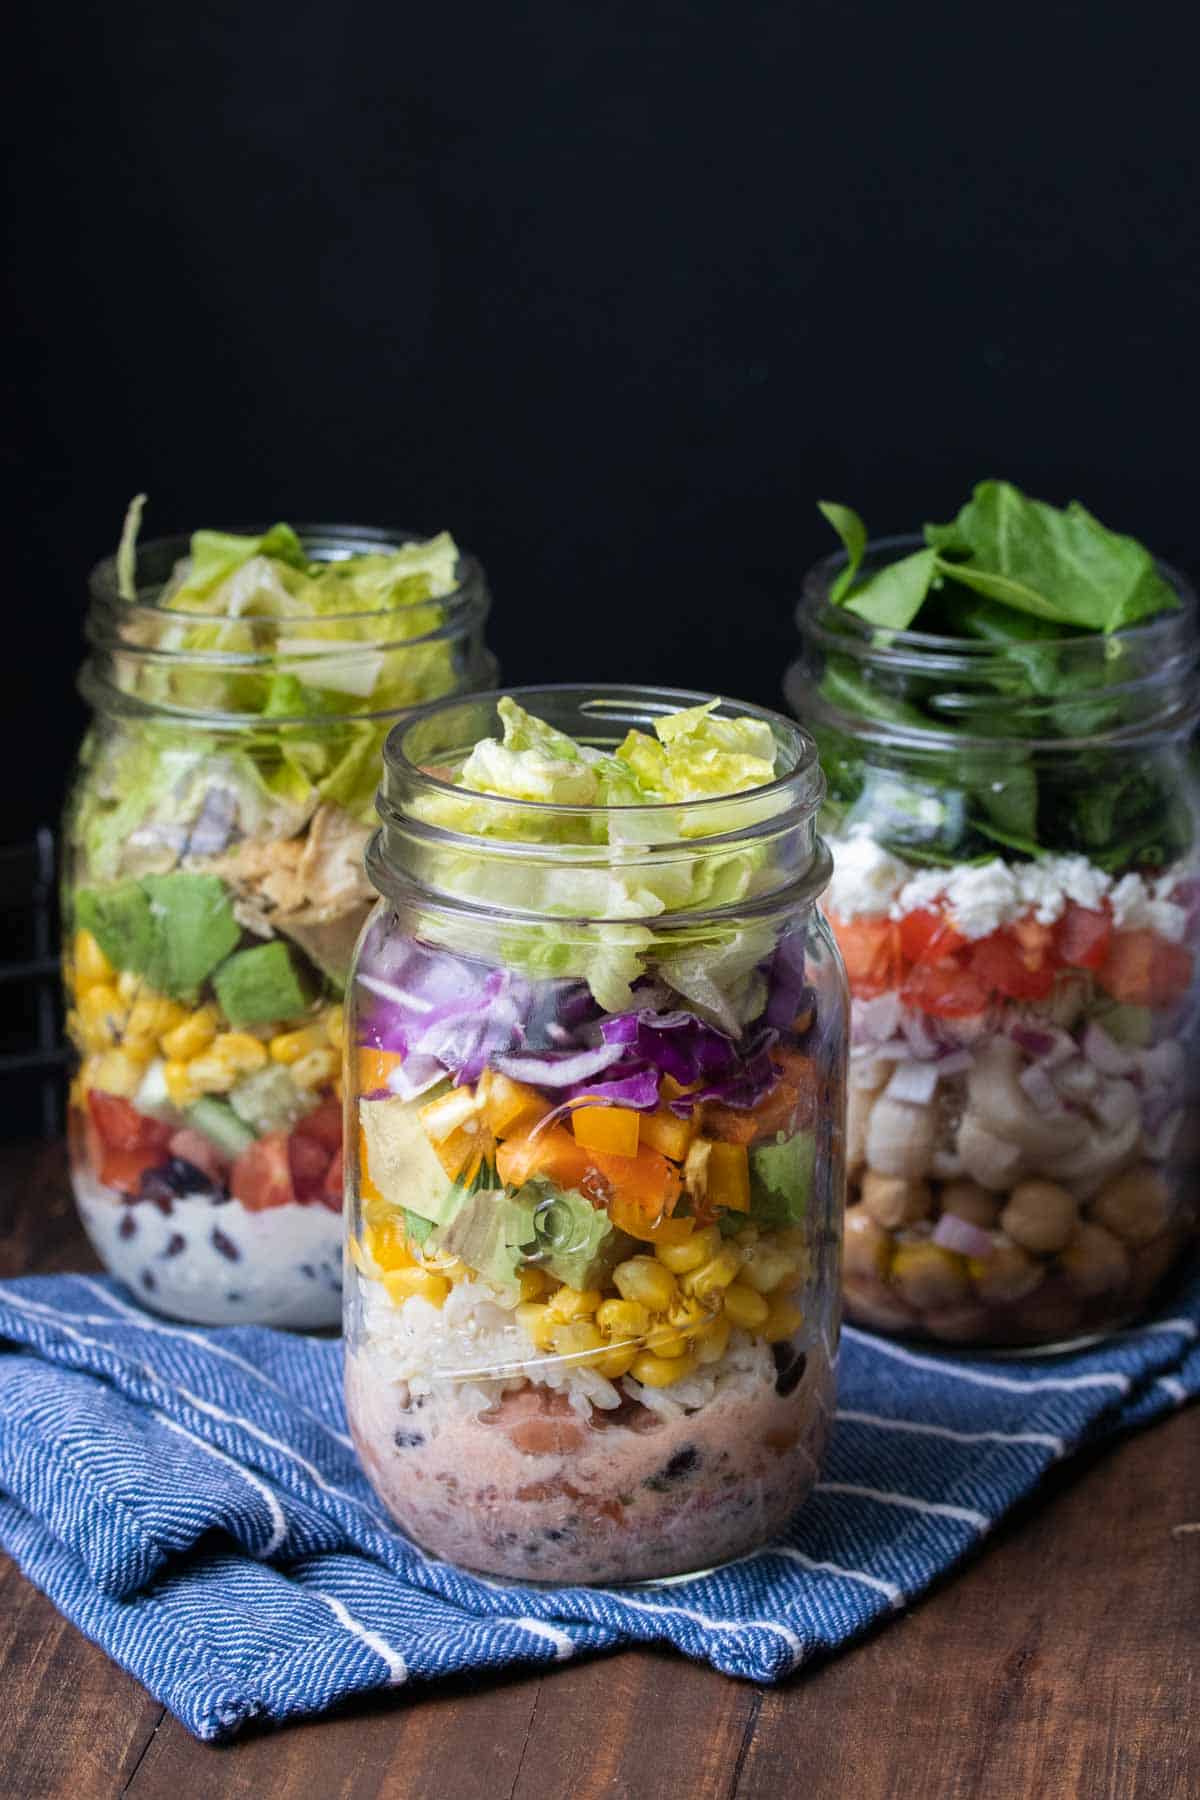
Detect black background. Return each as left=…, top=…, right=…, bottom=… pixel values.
left=4, top=0, right=1199, bottom=842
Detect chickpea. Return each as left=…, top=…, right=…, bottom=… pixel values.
left=1091, top=1165, right=1173, bottom=1248
left=1006, top=1283, right=1083, bottom=1343
left=999, top=1180, right=1078, bottom=1255
left=890, top=1241, right=969, bottom=1312
left=860, top=1171, right=932, bottom=1230
left=939, top=1181, right=999, bottom=1229
left=1126, top=1232, right=1180, bottom=1305
left=968, top=1240, right=1044, bottom=1304
left=1059, top=1222, right=1130, bottom=1298
left=923, top=1305, right=992, bottom=1344
left=843, top=1276, right=918, bottom=1334
left=843, top=1205, right=892, bottom=1281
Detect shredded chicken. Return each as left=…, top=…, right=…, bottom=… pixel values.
left=197, top=803, right=373, bottom=926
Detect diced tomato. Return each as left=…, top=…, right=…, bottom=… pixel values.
left=897, top=908, right=968, bottom=965
left=970, top=933, right=1056, bottom=1001
left=321, top=1149, right=344, bottom=1213
left=167, top=1127, right=230, bottom=1182
left=901, top=956, right=990, bottom=1017
left=288, top=1132, right=332, bottom=1202
left=98, top=1145, right=166, bottom=1196
left=86, top=1090, right=171, bottom=1155
left=1054, top=901, right=1113, bottom=971
left=230, top=1132, right=295, bottom=1212
left=294, top=1097, right=343, bottom=1154
left=830, top=913, right=902, bottom=997
left=1099, top=930, right=1194, bottom=1008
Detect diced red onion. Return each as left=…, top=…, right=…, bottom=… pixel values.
left=885, top=1061, right=941, bottom=1105
left=1008, top=1021, right=1077, bottom=1067
left=1141, top=1085, right=1182, bottom=1138
left=1018, top=1061, right=1066, bottom=1116
left=1082, top=1021, right=1136, bottom=1077
left=1144, top=1109, right=1183, bottom=1160
left=933, top=1214, right=995, bottom=1259
left=933, top=1049, right=974, bottom=1078
left=852, top=993, right=902, bottom=1045
left=900, top=1009, right=941, bottom=1059
left=1089, top=1077, right=1140, bottom=1131
left=1052, top=1057, right=1099, bottom=1101
left=1137, top=1039, right=1185, bottom=1090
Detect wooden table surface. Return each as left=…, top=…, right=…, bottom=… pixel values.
left=1, top=1138, right=1196, bottom=1800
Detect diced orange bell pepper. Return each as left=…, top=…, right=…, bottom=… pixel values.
left=358, top=1047, right=404, bottom=1094
left=433, top=1123, right=494, bottom=1183
left=660, top=1074, right=701, bottom=1102
left=365, top=1213, right=415, bottom=1271
left=707, top=1141, right=750, bottom=1212
left=638, top=1106, right=697, bottom=1162
left=608, top=1193, right=696, bottom=1245
left=357, top=1123, right=385, bottom=1205
left=496, top=1127, right=592, bottom=1193
left=588, top=1144, right=682, bottom=1221
left=478, top=1070, right=553, bottom=1138
left=572, top=1101, right=641, bottom=1157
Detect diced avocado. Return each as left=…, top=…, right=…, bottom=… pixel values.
left=75, top=882, right=156, bottom=979
left=186, top=1096, right=258, bottom=1159
left=749, top=1130, right=815, bottom=1227
left=520, top=1178, right=634, bottom=1290
left=229, top=1065, right=309, bottom=1135
left=433, top=1187, right=539, bottom=1287
left=75, top=873, right=240, bottom=999
left=141, top=873, right=241, bottom=997
left=404, top=1209, right=437, bottom=1246
left=1091, top=1002, right=1155, bottom=1048
left=358, top=1095, right=460, bottom=1226
left=213, top=940, right=311, bottom=1027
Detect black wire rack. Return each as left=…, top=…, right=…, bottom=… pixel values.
left=0, top=831, right=67, bottom=1139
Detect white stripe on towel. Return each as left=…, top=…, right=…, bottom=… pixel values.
left=313, top=1592, right=408, bottom=1684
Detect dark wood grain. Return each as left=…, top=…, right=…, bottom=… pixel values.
left=0, top=1140, right=1195, bottom=1800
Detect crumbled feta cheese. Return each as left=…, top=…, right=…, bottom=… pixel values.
left=939, top=861, right=1020, bottom=938
left=825, top=836, right=910, bottom=918
left=1109, top=873, right=1188, bottom=942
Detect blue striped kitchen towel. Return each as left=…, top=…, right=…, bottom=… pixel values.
left=0, top=1270, right=1196, bottom=1741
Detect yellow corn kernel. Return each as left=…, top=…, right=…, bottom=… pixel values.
left=612, top=1256, right=678, bottom=1312
left=88, top=1048, right=147, bottom=1099
left=127, top=993, right=187, bottom=1042
left=595, top=1298, right=651, bottom=1340
left=593, top=1342, right=639, bottom=1379
left=761, top=1296, right=804, bottom=1343
left=383, top=1266, right=451, bottom=1308
left=269, top=1024, right=327, bottom=1065
left=722, top=1282, right=770, bottom=1331
left=116, top=969, right=145, bottom=1005
left=516, top=1302, right=557, bottom=1351
left=776, top=1226, right=809, bottom=1259
left=643, top=1321, right=691, bottom=1357
left=631, top=1349, right=699, bottom=1388
left=546, top=1285, right=604, bottom=1322
left=365, top=1215, right=414, bottom=1272
left=78, top=984, right=126, bottom=1048
left=324, top=1004, right=345, bottom=1050
left=347, top=1233, right=368, bottom=1276
left=163, top=1058, right=198, bottom=1107
left=160, top=1007, right=219, bottom=1061
left=695, top=1313, right=732, bottom=1364
left=682, top=1244, right=742, bottom=1300
left=740, top=1248, right=800, bottom=1295
left=734, top=1223, right=760, bottom=1250
left=186, top=1055, right=238, bottom=1096
left=517, top=1266, right=552, bottom=1302
left=217, top=1031, right=270, bottom=1071
left=290, top=1046, right=340, bottom=1090
left=73, top=929, right=114, bottom=992
left=551, top=1321, right=604, bottom=1360
left=655, top=1223, right=722, bottom=1274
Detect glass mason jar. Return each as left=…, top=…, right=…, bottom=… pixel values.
left=63, top=524, right=495, bottom=1328
left=787, top=536, right=1200, bottom=1348
left=344, top=685, right=846, bottom=1584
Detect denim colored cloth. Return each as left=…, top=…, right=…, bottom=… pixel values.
left=0, top=1272, right=1196, bottom=1740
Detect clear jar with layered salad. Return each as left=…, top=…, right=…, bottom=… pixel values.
left=344, top=686, right=846, bottom=1583
left=63, top=504, right=495, bottom=1327
left=788, top=481, right=1200, bottom=1347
